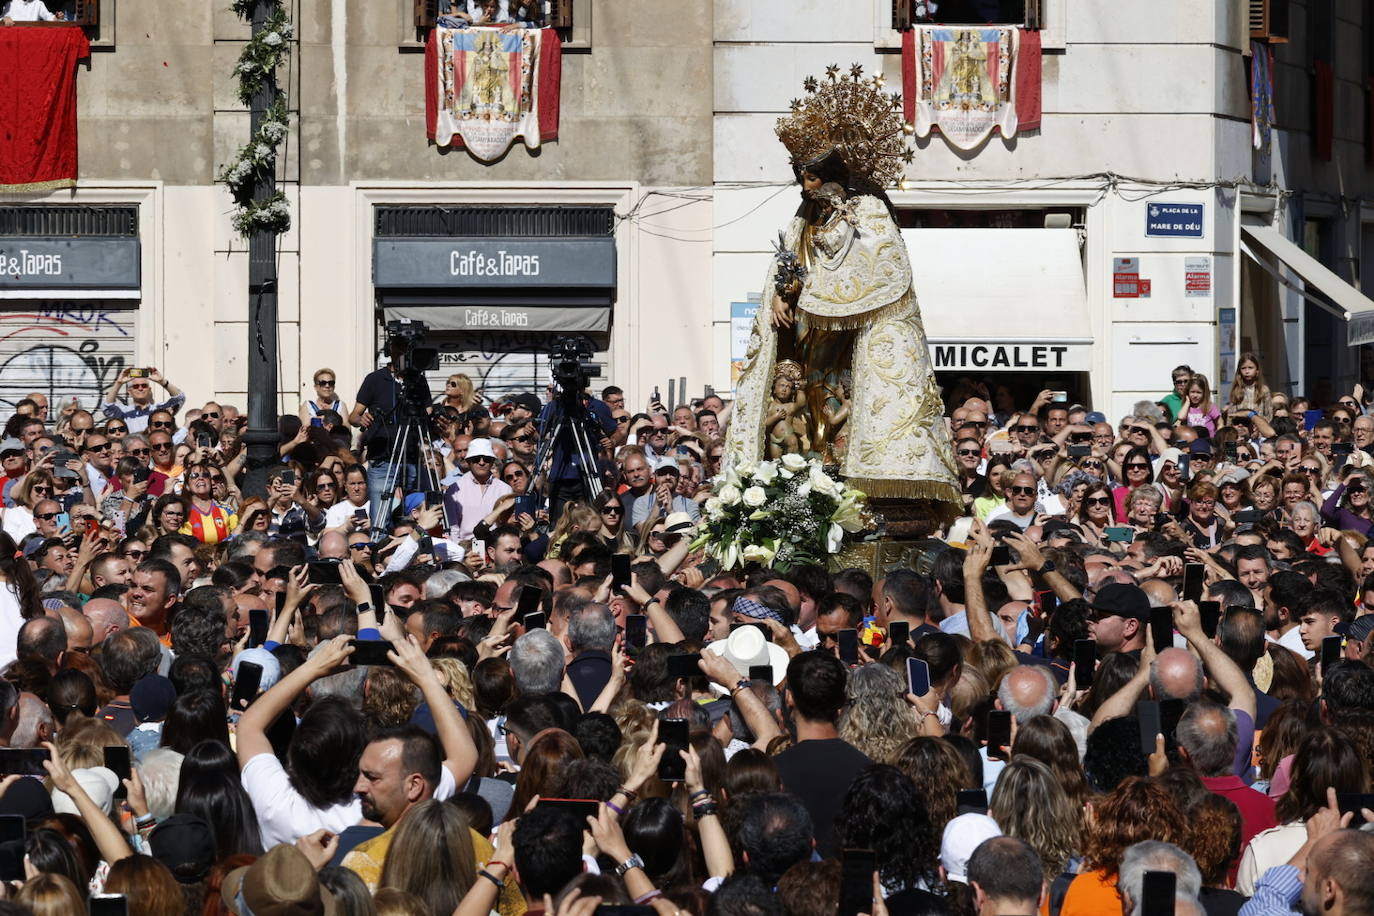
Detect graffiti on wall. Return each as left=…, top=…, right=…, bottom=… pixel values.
left=424, top=331, right=607, bottom=403
left=0, top=306, right=134, bottom=414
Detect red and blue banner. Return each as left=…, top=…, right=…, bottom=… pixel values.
left=425, top=25, right=560, bottom=161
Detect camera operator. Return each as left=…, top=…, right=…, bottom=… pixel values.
left=536, top=340, right=616, bottom=522
left=349, top=334, right=434, bottom=524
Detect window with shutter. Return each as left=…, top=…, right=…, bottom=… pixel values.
left=1250, top=0, right=1289, bottom=43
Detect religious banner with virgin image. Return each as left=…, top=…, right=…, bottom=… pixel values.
left=425, top=25, right=561, bottom=161
left=902, top=25, right=1040, bottom=151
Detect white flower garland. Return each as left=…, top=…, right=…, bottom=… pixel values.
left=220, top=2, right=294, bottom=238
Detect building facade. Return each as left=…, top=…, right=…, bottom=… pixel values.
left=1, top=0, right=1370, bottom=420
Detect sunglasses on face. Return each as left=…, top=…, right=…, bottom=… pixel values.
left=124, top=549, right=146, bottom=558
left=513, top=435, right=535, bottom=444
left=350, top=542, right=371, bottom=551
left=1081, top=461, right=1104, bottom=470
left=107, top=426, right=127, bottom=434
left=317, top=379, right=336, bottom=387
left=1009, top=486, right=1036, bottom=495
left=202, top=412, right=220, bottom=419
left=957, top=449, right=980, bottom=457
left=85, top=443, right=110, bottom=453
left=1126, top=463, right=1150, bottom=471
left=1302, top=466, right=1321, bottom=474
left=129, top=448, right=150, bottom=457
left=189, top=472, right=212, bottom=480
left=151, top=442, right=172, bottom=451
left=602, top=506, right=623, bottom=515
left=149, top=421, right=173, bottom=429
left=1013, top=425, right=1038, bottom=433
left=33, top=512, right=59, bottom=520
left=1086, top=495, right=1112, bottom=506
left=470, top=456, right=494, bottom=465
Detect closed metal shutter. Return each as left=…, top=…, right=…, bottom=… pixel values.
left=0, top=302, right=136, bottom=415
left=423, top=330, right=609, bottom=406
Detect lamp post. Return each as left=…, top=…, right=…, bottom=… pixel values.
left=240, top=0, right=282, bottom=499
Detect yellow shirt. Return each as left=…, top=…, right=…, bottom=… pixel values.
left=342, top=822, right=526, bottom=916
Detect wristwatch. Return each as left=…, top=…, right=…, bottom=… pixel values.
left=614, top=853, right=645, bottom=878
left=1036, top=560, right=1056, bottom=576
left=355, top=602, right=372, bottom=614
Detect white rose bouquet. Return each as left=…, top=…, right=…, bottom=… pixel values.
left=693, top=457, right=876, bottom=571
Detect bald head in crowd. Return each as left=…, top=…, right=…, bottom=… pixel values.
left=83, top=598, right=129, bottom=644
left=1151, top=647, right=1204, bottom=702
left=317, top=531, right=348, bottom=561
left=996, top=665, right=1057, bottom=724
left=56, top=607, right=92, bottom=655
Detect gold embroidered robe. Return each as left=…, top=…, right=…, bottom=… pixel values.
left=725, top=194, right=961, bottom=513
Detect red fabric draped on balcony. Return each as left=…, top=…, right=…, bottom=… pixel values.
left=0, top=25, right=90, bottom=191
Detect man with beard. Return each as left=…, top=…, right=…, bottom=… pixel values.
left=336, top=637, right=478, bottom=890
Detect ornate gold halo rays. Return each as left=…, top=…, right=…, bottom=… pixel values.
left=775, top=63, right=914, bottom=189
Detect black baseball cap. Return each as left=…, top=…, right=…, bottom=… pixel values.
left=1090, top=583, right=1151, bottom=621
left=149, top=814, right=217, bottom=884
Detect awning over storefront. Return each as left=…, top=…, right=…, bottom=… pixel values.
left=902, top=228, right=1093, bottom=372
left=1240, top=221, right=1374, bottom=347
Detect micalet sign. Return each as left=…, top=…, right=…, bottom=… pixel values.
left=374, top=238, right=616, bottom=289
left=930, top=341, right=1091, bottom=373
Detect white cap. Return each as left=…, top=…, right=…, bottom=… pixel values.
left=467, top=438, right=496, bottom=460
left=51, top=766, right=120, bottom=816
left=940, top=813, right=1002, bottom=884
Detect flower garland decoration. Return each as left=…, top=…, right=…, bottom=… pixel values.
left=220, top=1, right=294, bottom=237
left=693, top=454, right=876, bottom=572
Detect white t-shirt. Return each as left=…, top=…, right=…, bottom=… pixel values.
left=0, top=583, right=24, bottom=672
left=1275, top=625, right=1313, bottom=661
left=2, top=0, right=56, bottom=21
left=1, top=507, right=35, bottom=545
left=324, top=499, right=369, bottom=531
left=242, top=751, right=456, bottom=848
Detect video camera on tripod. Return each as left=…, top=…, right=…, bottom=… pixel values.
left=533, top=336, right=605, bottom=514
left=549, top=336, right=598, bottom=406
left=385, top=319, right=440, bottom=418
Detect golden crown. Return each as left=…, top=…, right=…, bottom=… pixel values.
left=775, top=63, right=913, bottom=190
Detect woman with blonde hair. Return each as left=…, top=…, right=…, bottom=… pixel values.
left=440, top=373, right=489, bottom=424
left=379, top=799, right=477, bottom=916
left=839, top=664, right=915, bottom=766
left=300, top=367, right=351, bottom=429
left=989, top=757, right=1083, bottom=884
left=1226, top=351, right=1273, bottom=420
left=431, top=656, right=477, bottom=710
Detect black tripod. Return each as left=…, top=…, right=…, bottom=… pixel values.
left=372, top=401, right=451, bottom=537
left=531, top=391, right=604, bottom=520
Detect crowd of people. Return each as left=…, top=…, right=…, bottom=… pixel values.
left=0, top=348, right=1368, bottom=916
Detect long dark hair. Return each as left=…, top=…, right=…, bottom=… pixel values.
left=160, top=689, right=231, bottom=754
left=0, top=531, right=43, bottom=621
left=175, top=770, right=265, bottom=859
left=837, top=764, right=940, bottom=893
left=794, top=148, right=898, bottom=221
left=288, top=695, right=366, bottom=809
